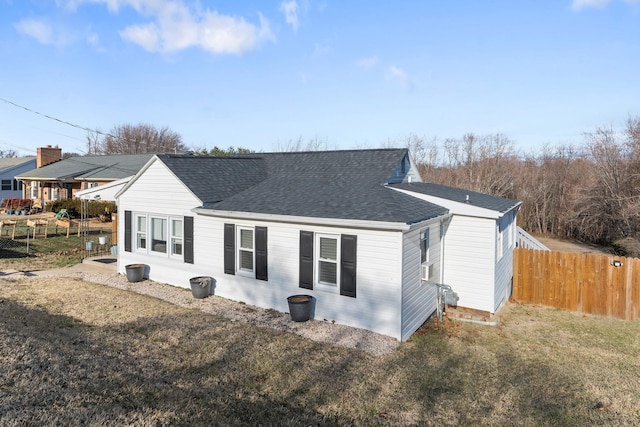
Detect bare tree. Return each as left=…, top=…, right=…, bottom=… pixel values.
left=0, top=149, right=17, bottom=158
left=86, top=123, right=186, bottom=155
left=273, top=136, right=335, bottom=152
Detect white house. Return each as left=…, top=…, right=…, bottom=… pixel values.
left=0, top=157, right=36, bottom=204
left=391, top=183, right=521, bottom=315
left=115, top=149, right=520, bottom=341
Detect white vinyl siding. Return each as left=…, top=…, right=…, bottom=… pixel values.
left=118, top=159, right=200, bottom=272
left=494, top=213, right=516, bottom=311
left=442, top=215, right=496, bottom=313
left=401, top=223, right=441, bottom=341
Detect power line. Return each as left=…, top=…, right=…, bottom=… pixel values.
left=0, top=97, right=113, bottom=139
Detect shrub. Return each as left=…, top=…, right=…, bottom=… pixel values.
left=611, top=237, right=640, bottom=258
left=48, top=199, right=116, bottom=219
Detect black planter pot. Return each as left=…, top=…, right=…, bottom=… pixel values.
left=287, top=295, right=313, bottom=322
left=125, top=264, right=145, bottom=282
left=189, top=276, right=212, bottom=299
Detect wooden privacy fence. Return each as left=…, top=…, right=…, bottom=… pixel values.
left=512, top=248, right=640, bottom=320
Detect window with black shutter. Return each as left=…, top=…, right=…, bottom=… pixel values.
left=224, top=223, right=235, bottom=275
left=124, top=210, right=132, bottom=252
left=340, top=234, right=357, bottom=298
left=183, top=216, right=194, bottom=264
left=255, top=226, right=268, bottom=281
left=299, top=230, right=314, bottom=289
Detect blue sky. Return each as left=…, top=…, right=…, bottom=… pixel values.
left=1, top=0, right=639, bottom=157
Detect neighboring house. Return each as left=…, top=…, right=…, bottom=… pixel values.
left=115, top=149, right=520, bottom=341
left=390, top=183, right=521, bottom=315
left=0, top=156, right=36, bottom=204
left=75, top=176, right=132, bottom=201
left=16, top=148, right=154, bottom=205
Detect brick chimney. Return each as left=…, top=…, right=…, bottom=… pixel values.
left=37, top=145, right=62, bottom=168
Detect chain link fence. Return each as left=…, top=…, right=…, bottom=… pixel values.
left=0, top=221, right=116, bottom=259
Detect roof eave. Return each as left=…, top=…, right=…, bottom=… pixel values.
left=191, top=208, right=416, bottom=231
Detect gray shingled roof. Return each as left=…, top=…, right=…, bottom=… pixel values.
left=158, top=149, right=449, bottom=224
left=0, top=157, right=35, bottom=174
left=391, top=182, right=520, bottom=213
left=16, top=154, right=155, bottom=181
left=157, top=155, right=267, bottom=204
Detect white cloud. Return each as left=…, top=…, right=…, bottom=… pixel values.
left=280, top=0, right=299, bottom=32
left=14, top=19, right=55, bottom=44
left=64, top=0, right=274, bottom=55
left=571, top=0, right=640, bottom=10
left=356, top=56, right=378, bottom=71
left=14, top=18, right=77, bottom=46
left=387, top=65, right=411, bottom=90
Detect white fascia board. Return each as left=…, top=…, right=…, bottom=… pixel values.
left=75, top=176, right=133, bottom=200
left=390, top=187, right=503, bottom=219
left=192, top=208, right=417, bottom=231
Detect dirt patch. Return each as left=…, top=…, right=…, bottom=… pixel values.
left=534, top=235, right=612, bottom=255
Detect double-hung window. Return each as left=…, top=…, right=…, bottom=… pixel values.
left=1, top=180, right=11, bottom=191
left=223, top=223, right=268, bottom=281
left=299, top=231, right=356, bottom=298
left=134, top=214, right=183, bottom=259
left=316, top=234, right=339, bottom=288
left=237, top=226, right=254, bottom=275
left=150, top=217, right=167, bottom=253
left=171, top=219, right=183, bottom=256
left=125, top=211, right=192, bottom=262
left=136, top=215, right=147, bottom=250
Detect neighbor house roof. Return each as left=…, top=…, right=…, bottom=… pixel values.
left=0, top=156, right=36, bottom=174
left=390, top=182, right=520, bottom=213
left=156, top=149, right=449, bottom=225
left=16, top=154, right=155, bottom=181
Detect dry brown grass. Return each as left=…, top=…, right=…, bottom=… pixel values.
left=1, top=277, right=639, bottom=426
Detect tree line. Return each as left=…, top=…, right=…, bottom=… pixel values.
left=404, top=116, right=640, bottom=255
left=84, top=120, right=640, bottom=254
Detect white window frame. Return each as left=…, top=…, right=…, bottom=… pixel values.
left=30, top=181, right=38, bottom=199
left=50, top=187, right=59, bottom=201
left=236, top=226, right=255, bottom=276
left=497, top=224, right=504, bottom=260
left=135, top=214, right=147, bottom=252
left=315, top=233, right=340, bottom=292
left=170, top=218, right=183, bottom=258
left=421, top=228, right=437, bottom=282
left=134, top=213, right=183, bottom=260
left=149, top=216, right=168, bottom=254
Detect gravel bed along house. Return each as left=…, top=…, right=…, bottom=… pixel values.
left=3, top=269, right=400, bottom=356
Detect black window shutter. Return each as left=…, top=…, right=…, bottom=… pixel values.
left=299, top=230, right=314, bottom=290
left=255, top=226, right=268, bottom=281
left=340, top=234, right=357, bottom=298
left=124, top=210, right=132, bottom=252
left=183, top=216, right=194, bottom=264
left=224, top=223, right=235, bottom=275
